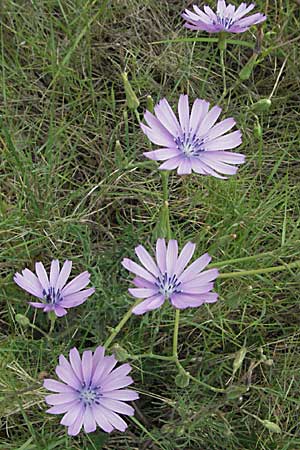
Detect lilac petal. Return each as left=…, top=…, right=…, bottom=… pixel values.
left=102, top=389, right=139, bottom=401
left=92, top=346, right=105, bottom=375
left=60, top=403, right=83, bottom=426
left=44, top=304, right=55, bottom=312
left=54, top=305, right=67, bottom=317
left=236, top=13, right=266, bottom=28
left=35, top=262, right=50, bottom=291
left=92, top=356, right=118, bottom=387
left=100, top=407, right=128, bottom=432
left=62, top=271, right=91, bottom=296
left=56, top=363, right=81, bottom=390
left=141, top=123, right=176, bottom=148
left=82, top=350, right=93, bottom=387
left=122, top=258, right=156, bottom=283
left=83, top=405, right=97, bottom=433
left=190, top=158, right=207, bottom=175
left=21, top=269, right=43, bottom=295
left=44, top=379, right=74, bottom=393
left=190, top=99, right=210, bottom=135
left=154, top=98, right=181, bottom=136
left=69, top=347, right=83, bottom=381
left=198, top=292, right=218, bottom=303
left=46, top=401, right=78, bottom=414
left=156, top=238, right=166, bottom=273
left=179, top=253, right=211, bottom=283
left=170, top=293, right=191, bottom=309
left=45, top=392, right=79, bottom=405
left=101, top=376, right=133, bottom=392
left=142, top=110, right=176, bottom=147
left=132, top=294, right=165, bottom=315
left=191, top=268, right=219, bottom=284
left=180, top=282, right=214, bottom=294
left=200, top=157, right=239, bottom=175
left=194, top=159, right=227, bottom=179
left=55, top=260, right=72, bottom=291
left=135, top=245, right=159, bottom=277
left=60, top=287, right=95, bottom=308
left=68, top=406, right=84, bottom=436
left=205, top=118, right=236, bottom=141
left=159, top=155, right=184, bottom=171
left=100, top=398, right=134, bottom=416
left=106, top=363, right=132, bottom=382
left=207, top=151, right=245, bottom=164
left=28, top=301, right=46, bottom=308
left=132, top=276, right=155, bottom=289
left=174, top=242, right=196, bottom=277
left=177, top=158, right=192, bottom=175
left=144, top=148, right=181, bottom=161
left=166, top=240, right=178, bottom=276
left=203, top=5, right=217, bottom=21
left=50, top=260, right=60, bottom=286
left=197, top=105, right=222, bottom=138
left=14, top=273, right=43, bottom=298
left=128, top=287, right=159, bottom=298
left=92, top=405, right=114, bottom=432
left=171, top=292, right=214, bottom=308
left=234, top=3, right=255, bottom=20
left=217, top=0, right=227, bottom=15
left=205, top=130, right=242, bottom=151
left=178, top=94, right=190, bottom=131
left=193, top=5, right=213, bottom=23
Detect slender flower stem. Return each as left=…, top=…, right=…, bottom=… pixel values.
left=209, top=251, right=274, bottom=268
left=172, top=309, right=180, bottom=359
left=218, top=260, right=300, bottom=279
left=161, top=171, right=172, bottom=240
left=220, top=48, right=227, bottom=99
left=104, top=299, right=141, bottom=349
left=131, top=353, right=175, bottom=361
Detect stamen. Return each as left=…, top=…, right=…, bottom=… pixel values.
left=79, top=385, right=102, bottom=406
left=175, top=131, right=205, bottom=157
left=156, top=272, right=181, bottom=298
left=42, top=286, right=63, bottom=305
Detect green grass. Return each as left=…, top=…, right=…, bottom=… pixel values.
left=1, top=0, right=300, bottom=448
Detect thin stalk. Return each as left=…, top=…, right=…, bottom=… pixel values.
left=209, top=251, right=274, bottom=268
left=218, top=260, right=300, bottom=279
left=220, top=48, right=227, bottom=98
left=132, top=353, right=175, bottom=362
left=172, top=309, right=180, bottom=359
left=104, top=299, right=141, bottom=349
left=161, top=171, right=172, bottom=240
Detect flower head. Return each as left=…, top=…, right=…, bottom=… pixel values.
left=44, top=346, right=139, bottom=435
left=182, top=1, right=266, bottom=34
left=141, top=95, right=245, bottom=178
left=122, top=239, right=219, bottom=315
left=14, top=260, right=95, bottom=317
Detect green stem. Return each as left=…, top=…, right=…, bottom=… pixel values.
left=104, top=299, right=141, bottom=349
left=218, top=260, right=300, bottom=279
left=131, top=353, right=175, bottom=362
left=209, top=251, right=274, bottom=268
left=173, top=309, right=180, bottom=359
left=161, top=171, right=172, bottom=240
left=220, top=48, right=227, bottom=100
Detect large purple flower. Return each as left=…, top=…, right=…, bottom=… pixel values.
left=141, top=95, right=245, bottom=178
left=14, top=260, right=95, bottom=317
left=44, top=346, right=139, bottom=436
left=122, top=239, right=219, bottom=315
left=182, top=1, right=266, bottom=34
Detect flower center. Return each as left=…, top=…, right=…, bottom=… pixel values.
left=42, top=286, right=63, bottom=305
left=79, top=385, right=102, bottom=406
left=175, top=132, right=205, bottom=157
left=156, top=273, right=181, bottom=298
left=215, top=15, right=234, bottom=30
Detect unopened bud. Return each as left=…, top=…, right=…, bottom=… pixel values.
left=261, top=420, right=281, bottom=434
left=175, top=370, right=190, bottom=388
left=233, top=347, right=247, bottom=376
left=239, top=54, right=258, bottom=81
left=15, top=314, right=30, bottom=327
left=146, top=95, right=154, bottom=113
left=253, top=122, right=263, bottom=139
left=252, top=98, right=272, bottom=113
left=112, top=344, right=130, bottom=362
left=121, top=72, right=139, bottom=111
left=115, top=140, right=128, bottom=169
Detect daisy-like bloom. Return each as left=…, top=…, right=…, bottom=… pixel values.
left=122, top=239, right=219, bottom=315
left=44, top=346, right=139, bottom=436
left=14, top=260, right=95, bottom=317
left=141, top=95, right=245, bottom=178
left=182, top=1, right=266, bottom=34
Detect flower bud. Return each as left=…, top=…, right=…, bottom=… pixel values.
left=121, top=72, right=140, bottom=111
left=252, top=99, right=272, bottom=113
left=146, top=95, right=154, bottom=113
left=239, top=54, right=258, bottom=81
left=253, top=122, right=262, bottom=139
left=232, top=347, right=247, bottom=376
left=175, top=369, right=190, bottom=388
left=115, top=140, right=128, bottom=168
left=112, top=344, right=130, bottom=362
left=261, top=420, right=281, bottom=434
left=15, top=314, right=30, bottom=327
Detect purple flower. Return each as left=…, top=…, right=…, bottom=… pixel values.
left=122, top=239, right=219, bottom=315
left=44, top=346, right=139, bottom=436
left=14, top=260, right=95, bottom=317
left=141, top=95, right=245, bottom=178
left=182, top=1, right=266, bottom=34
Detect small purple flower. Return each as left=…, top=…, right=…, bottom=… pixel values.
left=122, top=239, right=219, bottom=315
left=182, top=1, right=266, bottom=34
left=44, top=346, right=139, bottom=436
left=14, top=260, right=95, bottom=317
left=141, top=95, right=245, bottom=178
